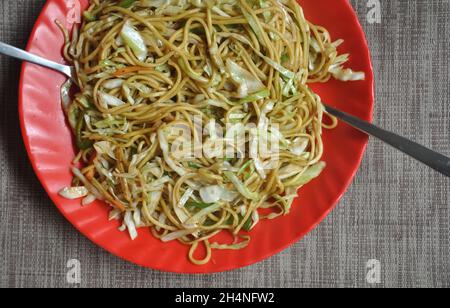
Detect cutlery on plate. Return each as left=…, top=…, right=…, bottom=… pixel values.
left=0, top=41, right=77, bottom=84
left=1, top=41, right=449, bottom=178
left=324, top=104, right=450, bottom=177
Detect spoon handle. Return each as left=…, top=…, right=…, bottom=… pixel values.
left=324, top=104, right=450, bottom=178
left=0, top=41, right=72, bottom=78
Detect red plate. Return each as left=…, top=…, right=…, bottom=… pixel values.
left=19, top=0, right=374, bottom=273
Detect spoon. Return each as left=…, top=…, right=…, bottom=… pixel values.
left=1, top=41, right=449, bottom=177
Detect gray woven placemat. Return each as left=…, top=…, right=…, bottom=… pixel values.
left=1, top=0, right=449, bottom=288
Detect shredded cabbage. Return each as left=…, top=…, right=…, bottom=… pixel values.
left=224, top=171, right=259, bottom=201
left=109, top=209, right=122, bottom=221
left=289, top=162, right=326, bottom=186
left=261, top=55, right=296, bottom=79
left=178, top=188, right=195, bottom=208
left=198, top=185, right=237, bottom=203
left=103, top=79, right=124, bottom=89
left=328, top=54, right=365, bottom=81
left=199, top=185, right=222, bottom=203
left=94, top=141, right=116, bottom=159
left=82, top=194, right=96, bottom=206
left=226, top=59, right=265, bottom=98
left=238, top=88, right=270, bottom=104
left=58, top=186, right=89, bottom=199
left=184, top=203, right=221, bottom=226
left=124, top=211, right=138, bottom=240
left=240, top=7, right=266, bottom=47
left=161, top=229, right=197, bottom=242
left=330, top=67, right=366, bottom=81
left=120, top=21, right=148, bottom=62
left=99, top=92, right=126, bottom=107
left=158, top=129, right=187, bottom=177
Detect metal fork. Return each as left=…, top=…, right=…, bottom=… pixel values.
left=0, top=41, right=77, bottom=84
left=324, top=105, right=450, bottom=177
left=1, top=41, right=449, bottom=177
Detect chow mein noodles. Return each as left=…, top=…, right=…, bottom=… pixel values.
left=58, top=0, right=364, bottom=265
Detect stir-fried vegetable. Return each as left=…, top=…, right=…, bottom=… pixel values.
left=186, top=200, right=215, bottom=209
left=238, top=88, right=270, bottom=104
left=59, top=186, right=89, bottom=199
left=83, top=11, right=96, bottom=21
left=75, top=111, right=93, bottom=150
left=226, top=59, right=265, bottom=98
left=58, top=0, right=365, bottom=266
left=240, top=5, right=267, bottom=47
left=261, top=55, right=296, bottom=79
left=119, top=0, right=137, bottom=8
left=120, top=21, right=148, bottom=62
left=288, top=162, right=327, bottom=187
left=99, top=92, right=126, bottom=107
left=241, top=215, right=253, bottom=231
left=199, top=185, right=222, bottom=203
left=224, top=171, right=259, bottom=201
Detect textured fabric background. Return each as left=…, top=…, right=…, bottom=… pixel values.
left=1, top=0, right=449, bottom=288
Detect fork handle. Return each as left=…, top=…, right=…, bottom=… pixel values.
left=324, top=104, right=450, bottom=178
left=0, top=41, right=72, bottom=78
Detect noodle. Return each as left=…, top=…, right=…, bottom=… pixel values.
left=58, top=0, right=364, bottom=265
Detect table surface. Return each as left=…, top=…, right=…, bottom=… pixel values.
left=1, top=0, right=449, bottom=288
